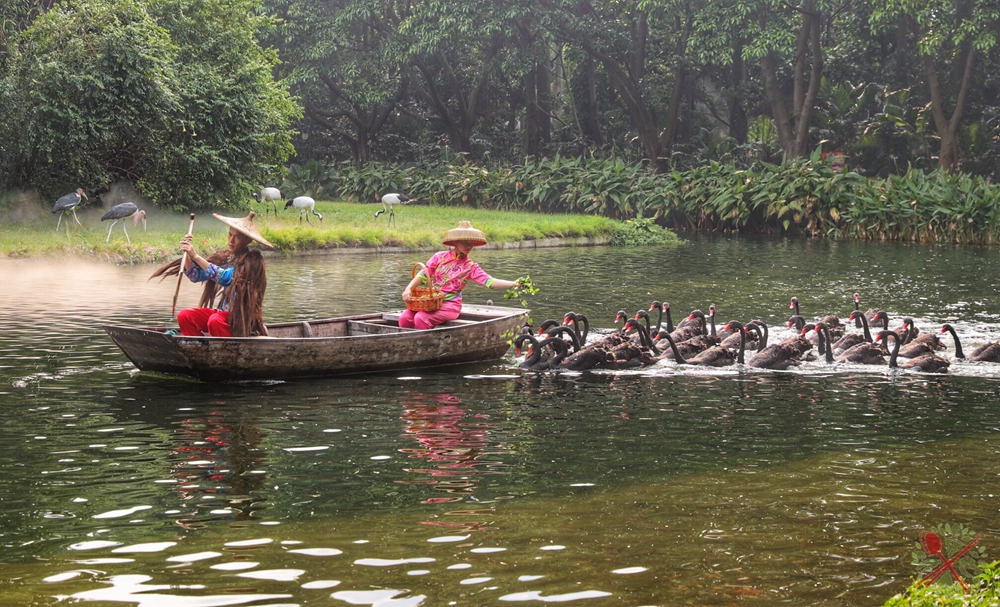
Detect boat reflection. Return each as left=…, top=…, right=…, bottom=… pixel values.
left=170, top=410, right=268, bottom=527
left=397, top=392, right=499, bottom=506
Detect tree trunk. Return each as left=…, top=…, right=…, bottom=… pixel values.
left=760, top=2, right=824, bottom=160
left=582, top=55, right=604, bottom=146
left=923, top=46, right=977, bottom=172
left=524, top=67, right=540, bottom=158
left=793, top=6, right=822, bottom=157
left=728, top=37, right=748, bottom=144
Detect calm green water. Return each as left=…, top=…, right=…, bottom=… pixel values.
left=2, top=236, right=1000, bottom=606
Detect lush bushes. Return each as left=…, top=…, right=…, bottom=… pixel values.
left=283, top=153, right=1000, bottom=245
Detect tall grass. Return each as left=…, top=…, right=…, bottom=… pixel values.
left=1, top=202, right=627, bottom=262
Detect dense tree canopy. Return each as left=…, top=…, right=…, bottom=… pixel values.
left=0, top=0, right=998, bottom=212
left=0, top=0, right=299, bottom=208
left=268, top=0, right=999, bottom=177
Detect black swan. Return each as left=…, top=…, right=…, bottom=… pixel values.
left=871, top=311, right=912, bottom=341
left=941, top=324, right=1000, bottom=362
left=537, top=319, right=561, bottom=335
left=878, top=330, right=950, bottom=373
left=789, top=315, right=822, bottom=349
left=832, top=311, right=873, bottom=355
left=619, top=319, right=660, bottom=366
left=514, top=334, right=569, bottom=370
left=645, top=301, right=665, bottom=335
left=670, top=310, right=707, bottom=343
left=790, top=296, right=844, bottom=338
left=748, top=320, right=769, bottom=349
left=545, top=325, right=582, bottom=353
left=683, top=321, right=747, bottom=366
left=835, top=325, right=888, bottom=364
left=748, top=342, right=803, bottom=370
left=902, top=319, right=944, bottom=351
left=721, top=322, right=761, bottom=350
left=648, top=301, right=675, bottom=334
left=558, top=347, right=616, bottom=370
left=809, top=322, right=836, bottom=363
left=562, top=312, right=590, bottom=346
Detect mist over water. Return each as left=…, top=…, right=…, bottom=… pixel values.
left=2, top=236, right=1000, bottom=606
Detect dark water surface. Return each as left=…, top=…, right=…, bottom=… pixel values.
left=2, top=236, right=1000, bottom=606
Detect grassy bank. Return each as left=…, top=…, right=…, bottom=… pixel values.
left=1, top=201, right=660, bottom=263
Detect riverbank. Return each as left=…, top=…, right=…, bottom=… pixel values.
left=2, top=201, right=668, bottom=263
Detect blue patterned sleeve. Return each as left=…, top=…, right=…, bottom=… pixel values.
left=185, top=263, right=234, bottom=285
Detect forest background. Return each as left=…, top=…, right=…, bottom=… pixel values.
left=1, top=0, right=999, bottom=242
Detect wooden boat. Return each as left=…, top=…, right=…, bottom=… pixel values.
left=104, top=305, right=530, bottom=381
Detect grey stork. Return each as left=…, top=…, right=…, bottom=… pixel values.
left=285, top=196, right=323, bottom=223
left=100, top=202, right=146, bottom=244
left=376, top=193, right=410, bottom=226
left=254, top=187, right=282, bottom=217
left=52, top=188, right=88, bottom=230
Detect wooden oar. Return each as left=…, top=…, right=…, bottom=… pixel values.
left=172, top=213, right=196, bottom=318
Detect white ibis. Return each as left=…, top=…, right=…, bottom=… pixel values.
left=376, top=193, right=410, bottom=226
left=284, top=196, right=323, bottom=223
left=100, top=202, right=146, bottom=244
left=52, top=188, right=88, bottom=230
left=254, top=187, right=281, bottom=217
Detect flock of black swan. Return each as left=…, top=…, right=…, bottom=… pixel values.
left=513, top=294, right=1000, bottom=374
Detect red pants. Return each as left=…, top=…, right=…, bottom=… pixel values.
left=399, top=299, right=463, bottom=329
left=178, top=308, right=232, bottom=337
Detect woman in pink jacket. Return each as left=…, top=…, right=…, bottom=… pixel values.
left=400, top=221, right=521, bottom=329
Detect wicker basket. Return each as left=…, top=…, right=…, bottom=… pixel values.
left=406, top=262, right=445, bottom=312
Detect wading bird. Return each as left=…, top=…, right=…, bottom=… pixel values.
left=285, top=196, right=323, bottom=223
left=375, top=193, right=410, bottom=226
left=254, top=187, right=282, bottom=217
left=52, top=188, right=88, bottom=230
left=100, top=202, right=146, bottom=244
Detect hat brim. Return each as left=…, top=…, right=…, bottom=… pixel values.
left=443, top=237, right=487, bottom=247
left=213, top=213, right=275, bottom=249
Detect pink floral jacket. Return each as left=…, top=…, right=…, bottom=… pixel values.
left=419, top=250, right=496, bottom=302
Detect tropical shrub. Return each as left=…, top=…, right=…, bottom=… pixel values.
left=315, top=154, right=1000, bottom=245
left=0, top=0, right=299, bottom=210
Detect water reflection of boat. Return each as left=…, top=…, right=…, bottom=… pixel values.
left=103, top=305, right=529, bottom=381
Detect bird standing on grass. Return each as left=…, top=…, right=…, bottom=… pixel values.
left=254, top=187, right=282, bottom=217
left=376, top=193, right=410, bottom=226
left=101, top=202, right=146, bottom=244
left=52, top=188, right=88, bottom=230
left=284, top=196, right=323, bottom=224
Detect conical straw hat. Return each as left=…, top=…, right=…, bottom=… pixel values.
left=442, top=221, right=487, bottom=247
left=213, top=212, right=275, bottom=249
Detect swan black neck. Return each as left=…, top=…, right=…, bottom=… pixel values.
left=853, top=294, right=862, bottom=327
left=815, top=322, right=834, bottom=363
left=724, top=321, right=746, bottom=365
left=877, top=330, right=901, bottom=368
left=546, top=325, right=581, bottom=351
left=942, top=324, right=965, bottom=359
left=851, top=311, right=873, bottom=342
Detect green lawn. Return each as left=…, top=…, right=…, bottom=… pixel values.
left=3, top=201, right=625, bottom=263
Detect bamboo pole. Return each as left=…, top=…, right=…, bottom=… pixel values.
left=172, top=214, right=196, bottom=318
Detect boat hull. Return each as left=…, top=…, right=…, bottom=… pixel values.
left=104, top=305, right=529, bottom=381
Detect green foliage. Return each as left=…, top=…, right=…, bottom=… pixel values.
left=314, top=156, right=1000, bottom=245
left=882, top=560, right=1000, bottom=607
left=0, top=0, right=299, bottom=210
left=610, top=218, right=679, bottom=246
left=503, top=276, right=539, bottom=308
